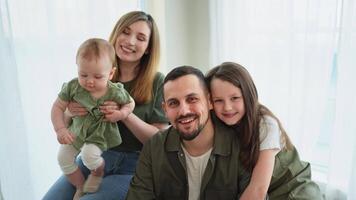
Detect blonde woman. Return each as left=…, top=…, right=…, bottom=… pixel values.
left=44, top=11, right=168, bottom=200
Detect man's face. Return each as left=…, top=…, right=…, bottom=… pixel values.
left=163, top=74, right=212, bottom=141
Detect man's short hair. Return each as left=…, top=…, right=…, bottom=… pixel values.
left=163, top=66, right=208, bottom=95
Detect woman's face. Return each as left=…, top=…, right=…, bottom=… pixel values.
left=115, top=20, right=151, bottom=64
left=210, top=78, right=246, bottom=125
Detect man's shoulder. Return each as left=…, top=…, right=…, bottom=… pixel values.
left=145, top=127, right=171, bottom=148
left=150, top=128, right=169, bottom=142
left=145, top=126, right=180, bottom=152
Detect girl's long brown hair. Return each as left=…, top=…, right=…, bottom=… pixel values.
left=109, top=11, right=160, bottom=104
left=206, top=62, right=292, bottom=172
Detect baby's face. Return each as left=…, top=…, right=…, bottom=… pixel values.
left=77, top=55, right=114, bottom=94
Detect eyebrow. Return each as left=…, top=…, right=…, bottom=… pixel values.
left=169, top=93, right=198, bottom=101
left=186, top=93, right=199, bottom=98
left=137, top=32, right=148, bottom=38
left=125, top=26, right=149, bottom=38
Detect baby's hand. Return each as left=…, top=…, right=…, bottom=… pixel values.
left=56, top=128, right=75, bottom=144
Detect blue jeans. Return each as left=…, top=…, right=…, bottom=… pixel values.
left=42, top=150, right=139, bottom=200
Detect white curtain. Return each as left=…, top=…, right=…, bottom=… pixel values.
left=210, top=0, right=356, bottom=199
left=0, top=181, right=3, bottom=200
left=328, top=0, right=356, bottom=197
left=0, top=0, right=141, bottom=199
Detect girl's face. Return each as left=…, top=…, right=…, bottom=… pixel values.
left=115, top=20, right=151, bottom=65
left=210, top=78, right=245, bottom=125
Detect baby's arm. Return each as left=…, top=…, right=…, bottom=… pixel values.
left=51, top=97, right=75, bottom=144
left=102, top=97, right=135, bottom=123
left=239, top=149, right=278, bottom=200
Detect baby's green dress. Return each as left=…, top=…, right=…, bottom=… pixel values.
left=58, top=78, right=132, bottom=151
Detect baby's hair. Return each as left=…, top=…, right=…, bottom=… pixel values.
left=76, top=38, right=116, bottom=68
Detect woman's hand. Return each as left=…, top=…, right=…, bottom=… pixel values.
left=67, top=101, right=88, bottom=117
left=56, top=128, right=75, bottom=144
left=100, top=101, right=121, bottom=122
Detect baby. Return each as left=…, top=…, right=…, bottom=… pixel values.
left=51, top=38, right=134, bottom=199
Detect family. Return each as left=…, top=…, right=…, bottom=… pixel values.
left=43, top=11, right=322, bottom=200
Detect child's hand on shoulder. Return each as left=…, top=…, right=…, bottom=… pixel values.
left=56, top=128, right=75, bottom=144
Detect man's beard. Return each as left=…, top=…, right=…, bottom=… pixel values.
left=178, top=124, right=204, bottom=141
left=176, top=113, right=209, bottom=141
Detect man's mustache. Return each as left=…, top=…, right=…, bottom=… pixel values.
left=175, top=113, right=198, bottom=123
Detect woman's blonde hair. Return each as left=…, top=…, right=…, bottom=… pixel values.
left=109, top=11, right=160, bottom=104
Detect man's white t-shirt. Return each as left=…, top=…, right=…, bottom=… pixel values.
left=182, top=146, right=213, bottom=200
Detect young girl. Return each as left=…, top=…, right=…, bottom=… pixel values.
left=51, top=38, right=134, bottom=199
left=206, top=62, right=322, bottom=200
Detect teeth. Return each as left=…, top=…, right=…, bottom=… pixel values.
left=122, top=46, right=134, bottom=53
left=179, top=118, right=194, bottom=124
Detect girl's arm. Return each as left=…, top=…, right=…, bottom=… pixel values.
left=239, top=149, right=279, bottom=200
left=51, top=98, right=75, bottom=144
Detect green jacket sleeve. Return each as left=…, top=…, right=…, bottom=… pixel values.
left=126, top=139, right=156, bottom=200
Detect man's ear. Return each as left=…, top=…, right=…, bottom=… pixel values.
left=109, top=67, right=116, bottom=80
left=162, top=102, right=167, bottom=114
left=207, top=93, right=213, bottom=110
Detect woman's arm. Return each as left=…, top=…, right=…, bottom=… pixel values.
left=239, top=149, right=278, bottom=200
left=100, top=101, right=169, bottom=143
left=121, top=113, right=168, bottom=144
left=103, top=98, right=135, bottom=123
left=63, top=101, right=88, bottom=127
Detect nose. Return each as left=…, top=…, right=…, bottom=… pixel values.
left=86, top=79, right=94, bottom=85
left=178, top=102, right=191, bottom=116
left=128, top=35, right=136, bottom=45
left=223, top=101, right=232, bottom=111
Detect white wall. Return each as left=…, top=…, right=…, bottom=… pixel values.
left=163, top=0, right=211, bottom=73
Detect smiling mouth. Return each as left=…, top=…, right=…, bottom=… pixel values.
left=222, top=113, right=237, bottom=118
left=121, top=45, right=135, bottom=53
left=179, top=118, right=195, bottom=124
left=177, top=114, right=198, bottom=125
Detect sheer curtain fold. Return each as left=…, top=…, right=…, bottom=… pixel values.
left=0, top=0, right=140, bottom=199
left=0, top=1, right=34, bottom=199
left=329, top=0, right=356, bottom=195
left=210, top=0, right=356, bottom=199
